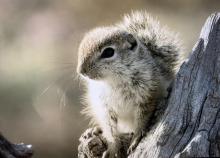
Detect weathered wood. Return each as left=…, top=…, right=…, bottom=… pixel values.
left=78, top=12, right=220, bottom=158
left=129, top=12, right=220, bottom=158
left=0, top=133, right=33, bottom=158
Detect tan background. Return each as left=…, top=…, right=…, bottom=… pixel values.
left=0, top=0, right=219, bottom=157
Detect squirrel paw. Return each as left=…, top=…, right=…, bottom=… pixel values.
left=80, top=127, right=102, bottom=141
left=102, top=148, right=117, bottom=158
left=127, top=132, right=143, bottom=155
left=78, top=127, right=107, bottom=158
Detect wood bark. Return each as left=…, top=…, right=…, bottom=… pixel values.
left=78, top=12, right=220, bottom=158
left=129, top=12, right=220, bottom=158
left=0, top=133, right=33, bottom=158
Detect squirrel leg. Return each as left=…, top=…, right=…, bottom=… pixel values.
left=102, top=111, right=120, bottom=158
left=127, top=105, right=155, bottom=154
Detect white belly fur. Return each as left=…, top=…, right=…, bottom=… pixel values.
left=87, top=79, right=137, bottom=134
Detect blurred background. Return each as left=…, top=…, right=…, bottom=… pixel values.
left=0, top=0, right=219, bottom=157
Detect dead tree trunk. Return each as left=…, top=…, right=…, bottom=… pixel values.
left=128, top=12, right=220, bottom=158
left=78, top=12, right=220, bottom=158
left=0, top=133, right=33, bottom=158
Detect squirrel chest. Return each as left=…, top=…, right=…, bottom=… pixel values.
left=87, top=80, right=139, bottom=133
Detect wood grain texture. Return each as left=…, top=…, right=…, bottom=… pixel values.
left=129, top=12, right=220, bottom=158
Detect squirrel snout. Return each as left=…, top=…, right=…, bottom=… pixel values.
left=77, top=61, right=99, bottom=79
left=77, top=63, right=88, bottom=76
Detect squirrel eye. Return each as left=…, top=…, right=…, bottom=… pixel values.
left=100, top=47, right=115, bottom=58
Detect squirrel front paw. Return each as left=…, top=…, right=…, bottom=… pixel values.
left=78, top=127, right=107, bottom=158
left=127, top=131, right=144, bottom=155
left=102, top=144, right=118, bottom=158
left=79, top=127, right=103, bottom=141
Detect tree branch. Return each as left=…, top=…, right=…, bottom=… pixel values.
left=0, top=133, right=33, bottom=158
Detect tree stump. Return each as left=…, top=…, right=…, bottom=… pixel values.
left=78, top=12, right=220, bottom=158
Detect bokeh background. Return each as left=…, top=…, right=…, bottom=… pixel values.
left=0, top=0, right=219, bottom=157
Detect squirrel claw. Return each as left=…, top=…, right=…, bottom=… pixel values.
left=102, top=150, right=109, bottom=158
left=127, top=132, right=143, bottom=155
left=127, top=143, right=136, bottom=155
left=92, top=126, right=102, bottom=136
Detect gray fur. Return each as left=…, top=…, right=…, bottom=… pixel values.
left=77, top=11, right=183, bottom=158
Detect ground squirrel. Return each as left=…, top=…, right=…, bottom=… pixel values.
left=77, top=11, right=182, bottom=158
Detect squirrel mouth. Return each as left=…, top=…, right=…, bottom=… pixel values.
left=79, top=72, right=102, bottom=81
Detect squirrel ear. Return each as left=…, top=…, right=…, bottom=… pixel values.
left=126, top=34, right=137, bottom=50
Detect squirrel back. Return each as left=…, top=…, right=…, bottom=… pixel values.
left=117, top=11, right=183, bottom=76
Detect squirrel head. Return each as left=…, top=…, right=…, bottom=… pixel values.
left=77, top=26, right=153, bottom=83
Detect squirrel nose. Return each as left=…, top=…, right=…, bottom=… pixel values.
left=77, top=58, right=98, bottom=79
left=77, top=64, right=87, bottom=76
left=77, top=61, right=100, bottom=79
left=77, top=61, right=94, bottom=77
